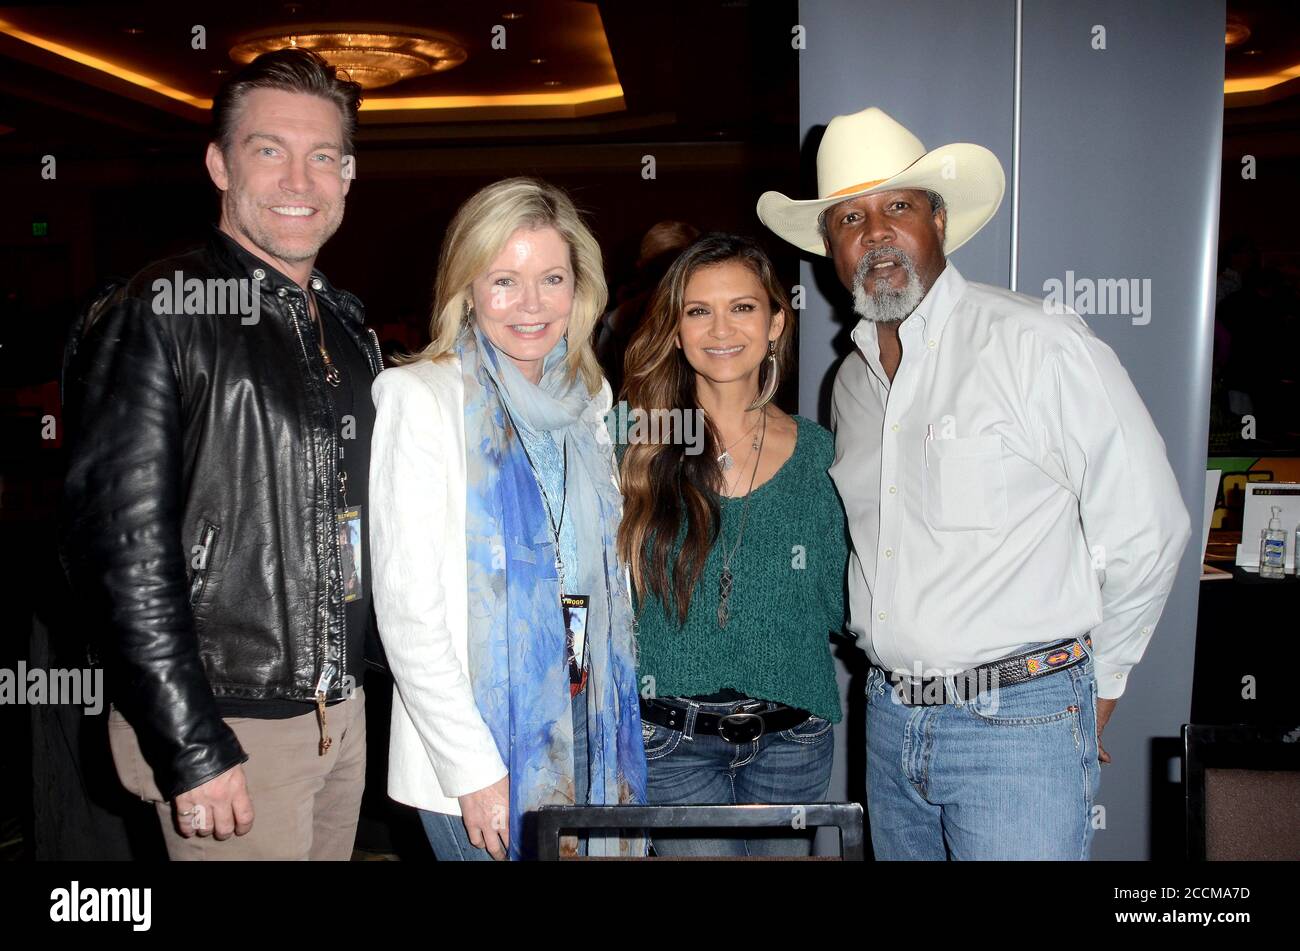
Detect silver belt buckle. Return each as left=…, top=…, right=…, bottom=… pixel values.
left=717, top=701, right=766, bottom=742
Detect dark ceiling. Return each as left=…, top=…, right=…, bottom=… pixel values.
left=1225, top=0, right=1300, bottom=83
left=0, top=1, right=619, bottom=100
left=1224, top=0, right=1300, bottom=160
left=0, top=0, right=800, bottom=158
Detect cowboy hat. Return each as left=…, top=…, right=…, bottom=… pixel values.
left=757, top=106, right=1005, bottom=257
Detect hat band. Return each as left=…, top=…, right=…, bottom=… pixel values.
left=824, top=177, right=887, bottom=199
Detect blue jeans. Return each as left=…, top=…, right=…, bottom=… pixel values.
left=421, top=691, right=589, bottom=861
left=864, top=653, right=1101, bottom=860
left=644, top=698, right=835, bottom=858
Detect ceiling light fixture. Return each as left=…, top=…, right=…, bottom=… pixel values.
left=230, top=26, right=468, bottom=89
left=0, top=16, right=624, bottom=118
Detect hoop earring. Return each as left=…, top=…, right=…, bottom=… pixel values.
left=748, top=340, right=779, bottom=411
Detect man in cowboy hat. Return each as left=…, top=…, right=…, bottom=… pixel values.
left=758, top=107, right=1190, bottom=860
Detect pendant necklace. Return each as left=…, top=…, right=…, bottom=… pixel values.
left=717, top=408, right=767, bottom=629
left=716, top=412, right=762, bottom=472
left=308, top=291, right=342, bottom=387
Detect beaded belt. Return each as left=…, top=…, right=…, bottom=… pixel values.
left=887, top=635, right=1092, bottom=706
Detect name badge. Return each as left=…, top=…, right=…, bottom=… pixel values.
left=336, top=505, right=364, bottom=603
left=563, top=593, right=590, bottom=696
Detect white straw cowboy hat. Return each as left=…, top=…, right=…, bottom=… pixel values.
left=757, top=106, right=1005, bottom=256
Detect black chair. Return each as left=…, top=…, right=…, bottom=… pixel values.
left=1183, top=723, right=1300, bottom=860
left=536, top=802, right=865, bottom=860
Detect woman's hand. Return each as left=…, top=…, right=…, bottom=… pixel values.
left=458, top=773, right=510, bottom=859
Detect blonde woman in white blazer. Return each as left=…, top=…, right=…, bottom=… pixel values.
left=369, top=178, right=647, bottom=861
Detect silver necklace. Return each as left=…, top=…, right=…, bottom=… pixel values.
left=716, top=412, right=762, bottom=472
left=717, top=409, right=767, bottom=629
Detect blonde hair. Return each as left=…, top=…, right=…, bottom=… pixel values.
left=402, top=176, right=607, bottom=393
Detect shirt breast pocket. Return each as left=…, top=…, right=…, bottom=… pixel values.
left=922, top=434, right=1007, bottom=532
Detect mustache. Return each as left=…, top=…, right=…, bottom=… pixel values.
left=854, top=246, right=917, bottom=282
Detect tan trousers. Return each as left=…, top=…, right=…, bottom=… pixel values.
left=108, top=688, right=366, bottom=861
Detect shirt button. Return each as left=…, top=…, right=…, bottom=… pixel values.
left=1114, top=673, right=1124, bottom=680
left=252, top=268, right=266, bottom=280
left=891, top=423, right=900, bottom=432
left=884, top=548, right=894, bottom=558
left=1141, top=626, right=1151, bottom=635
left=927, top=340, right=936, bottom=349
left=888, top=485, right=897, bottom=494
left=877, top=611, right=886, bottom=621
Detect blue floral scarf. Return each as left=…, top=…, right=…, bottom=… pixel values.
left=458, top=326, right=647, bottom=859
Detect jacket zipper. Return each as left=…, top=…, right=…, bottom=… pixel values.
left=365, top=327, right=384, bottom=376
left=286, top=291, right=344, bottom=705
left=189, top=520, right=219, bottom=607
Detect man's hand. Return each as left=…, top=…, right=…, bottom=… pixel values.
left=458, top=774, right=510, bottom=860
left=1096, top=698, right=1119, bottom=764
left=172, top=764, right=254, bottom=839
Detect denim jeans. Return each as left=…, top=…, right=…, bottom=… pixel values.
left=421, top=690, right=589, bottom=861
left=643, top=698, right=835, bottom=858
left=864, top=651, right=1101, bottom=860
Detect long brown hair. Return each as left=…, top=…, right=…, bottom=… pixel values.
left=617, top=233, right=795, bottom=622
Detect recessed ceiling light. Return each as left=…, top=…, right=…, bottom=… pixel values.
left=529, top=57, right=546, bottom=65
left=122, top=27, right=145, bottom=35
left=502, top=12, right=524, bottom=20
left=542, top=80, right=561, bottom=87
left=1243, top=48, right=1262, bottom=55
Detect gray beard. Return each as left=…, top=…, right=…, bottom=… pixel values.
left=852, top=248, right=925, bottom=324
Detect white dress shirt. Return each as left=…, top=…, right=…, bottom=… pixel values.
left=829, top=264, right=1190, bottom=700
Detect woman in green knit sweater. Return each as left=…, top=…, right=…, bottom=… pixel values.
left=617, top=233, right=848, bottom=857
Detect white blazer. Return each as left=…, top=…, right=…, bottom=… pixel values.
left=369, top=357, right=507, bottom=816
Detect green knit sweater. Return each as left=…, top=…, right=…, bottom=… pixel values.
left=628, top=415, right=847, bottom=722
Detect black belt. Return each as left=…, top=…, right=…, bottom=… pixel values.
left=887, top=635, right=1093, bottom=706
left=640, top=697, right=812, bottom=744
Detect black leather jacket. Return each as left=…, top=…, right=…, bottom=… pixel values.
left=61, top=229, right=383, bottom=799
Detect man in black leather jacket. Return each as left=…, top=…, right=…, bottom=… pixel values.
left=61, top=48, right=381, bottom=859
